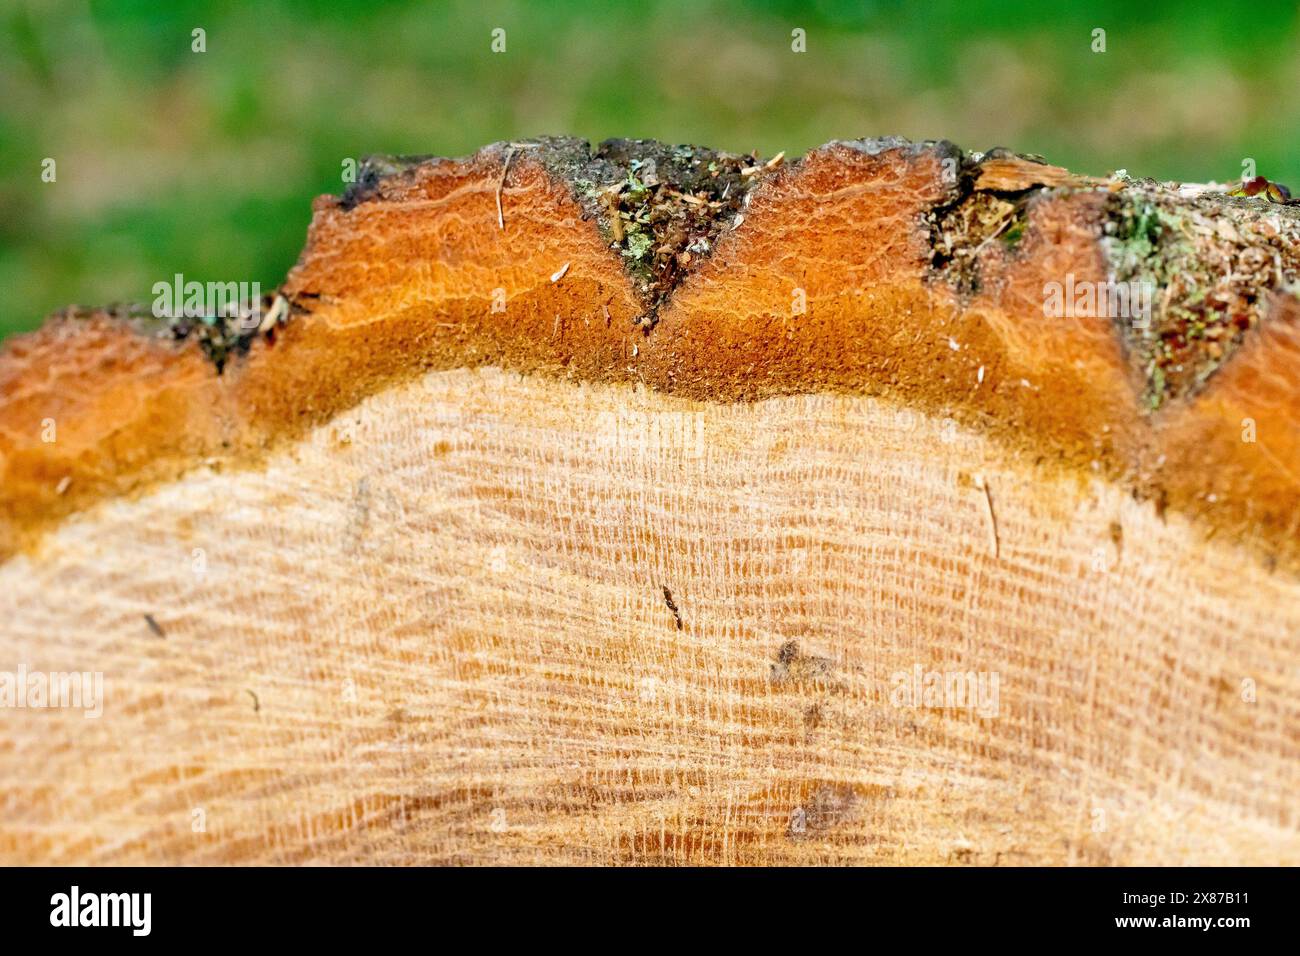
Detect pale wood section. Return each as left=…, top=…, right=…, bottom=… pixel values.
left=1, top=367, right=1296, bottom=864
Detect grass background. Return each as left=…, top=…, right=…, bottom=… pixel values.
left=3, top=0, right=1299, bottom=340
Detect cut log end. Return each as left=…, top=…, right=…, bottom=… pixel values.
left=5, top=135, right=1300, bottom=570
left=2, top=136, right=1298, bottom=865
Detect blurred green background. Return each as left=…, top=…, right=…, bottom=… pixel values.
left=3, top=0, right=1299, bottom=340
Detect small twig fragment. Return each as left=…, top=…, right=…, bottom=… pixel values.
left=974, top=156, right=1098, bottom=191
left=496, top=147, right=517, bottom=230
left=258, top=294, right=289, bottom=334
left=741, top=152, right=785, bottom=177
left=662, top=187, right=708, bottom=206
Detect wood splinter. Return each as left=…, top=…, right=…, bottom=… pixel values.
left=975, top=474, right=1000, bottom=559
left=661, top=586, right=683, bottom=630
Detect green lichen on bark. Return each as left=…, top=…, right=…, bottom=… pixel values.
left=926, top=146, right=1053, bottom=296
left=1103, top=182, right=1300, bottom=409
left=926, top=143, right=1300, bottom=410
left=530, top=137, right=781, bottom=329
left=929, top=190, right=1032, bottom=295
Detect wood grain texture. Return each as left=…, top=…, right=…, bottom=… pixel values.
left=1, top=368, right=1296, bottom=865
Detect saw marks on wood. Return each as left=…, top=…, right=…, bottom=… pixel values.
left=1, top=367, right=1296, bottom=864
